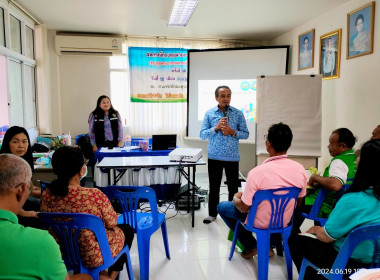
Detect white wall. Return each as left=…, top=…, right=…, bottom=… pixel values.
left=271, top=0, right=380, bottom=169
left=46, top=31, right=110, bottom=138
left=59, top=54, right=110, bottom=137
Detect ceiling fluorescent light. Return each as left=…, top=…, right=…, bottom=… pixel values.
left=168, top=0, right=199, bottom=27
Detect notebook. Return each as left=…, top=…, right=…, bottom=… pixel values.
left=151, top=134, right=177, bottom=150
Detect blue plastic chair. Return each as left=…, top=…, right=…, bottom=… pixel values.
left=298, top=179, right=353, bottom=227
left=75, top=134, right=87, bottom=145
left=38, top=212, right=134, bottom=280
left=229, top=187, right=301, bottom=280
left=298, top=223, right=380, bottom=280
left=39, top=180, right=51, bottom=195
left=102, top=186, right=170, bottom=280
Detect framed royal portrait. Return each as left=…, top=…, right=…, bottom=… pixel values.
left=347, top=1, right=375, bottom=59
left=298, top=29, right=315, bottom=71
left=319, top=29, right=342, bottom=80
left=319, top=29, right=341, bottom=80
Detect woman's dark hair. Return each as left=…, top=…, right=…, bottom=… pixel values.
left=0, top=126, right=34, bottom=171
left=348, top=139, right=380, bottom=200
left=355, top=14, right=364, bottom=26
left=88, top=95, right=118, bottom=121
left=49, top=146, right=84, bottom=197
left=267, top=122, right=293, bottom=153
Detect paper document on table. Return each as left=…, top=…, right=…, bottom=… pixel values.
left=99, top=147, right=138, bottom=153
left=298, top=232, right=317, bottom=239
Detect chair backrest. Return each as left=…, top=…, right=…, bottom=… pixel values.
left=39, top=180, right=51, bottom=194
left=38, top=212, right=114, bottom=273
left=336, top=178, right=353, bottom=200
left=330, top=223, right=380, bottom=280
left=102, top=186, right=159, bottom=234
left=75, top=134, right=87, bottom=145
left=77, top=134, right=95, bottom=166
left=306, top=188, right=330, bottom=225
left=245, top=187, right=301, bottom=232
left=306, top=178, right=354, bottom=225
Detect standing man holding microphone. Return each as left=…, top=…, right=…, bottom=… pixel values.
left=200, top=85, right=249, bottom=224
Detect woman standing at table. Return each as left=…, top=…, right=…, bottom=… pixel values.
left=0, top=126, right=44, bottom=228
left=88, top=95, right=123, bottom=152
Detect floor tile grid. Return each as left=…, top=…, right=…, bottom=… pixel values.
left=119, top=173, right=305, bottom=280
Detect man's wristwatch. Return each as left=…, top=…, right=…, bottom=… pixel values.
left=232, top=131, right=237, bottom=137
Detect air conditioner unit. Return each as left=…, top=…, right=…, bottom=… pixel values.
left=55, top=34, right=123, bottom=56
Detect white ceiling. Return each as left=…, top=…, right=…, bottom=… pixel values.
left=16, top=0, right=349, bottom=41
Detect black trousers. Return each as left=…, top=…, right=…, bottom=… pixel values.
left=289, top=232, right=368, bottom=280
left=108, top=224, right=134, bottom=272
left=207, top=159, right=239, bottom=217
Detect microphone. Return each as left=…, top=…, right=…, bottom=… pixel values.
left=224, top=105, right=229, bottom=118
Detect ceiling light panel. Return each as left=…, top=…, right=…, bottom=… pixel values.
left=168, top=0, right=199, bottom=27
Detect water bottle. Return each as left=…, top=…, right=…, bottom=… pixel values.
left=124, top=135, right=131, bottom=148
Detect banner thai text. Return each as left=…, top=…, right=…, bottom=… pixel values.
left=129, top=47, right=188, bottom=103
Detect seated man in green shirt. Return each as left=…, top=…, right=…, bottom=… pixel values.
left=293, top=128, right=357, bottom=233
left=0, top=154, right=91, bottom=280
left=289, top=139, right=380, bottom=279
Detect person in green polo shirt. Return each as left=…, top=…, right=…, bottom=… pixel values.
left=289, top=139, right=380, bottom=279
left=0, top=154, right=90, bottom=280
left=293, top=128, right=357, bottom=233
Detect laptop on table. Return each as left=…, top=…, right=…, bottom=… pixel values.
left=151, top=134, right=177, bottom=150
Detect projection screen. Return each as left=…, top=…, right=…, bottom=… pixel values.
left=187, top=46, right=289, bottom=142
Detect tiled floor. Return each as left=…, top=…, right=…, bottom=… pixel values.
left=119, top=173, right=311, bottom=280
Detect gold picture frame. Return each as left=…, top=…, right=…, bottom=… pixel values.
left=347, top=1, right=375, bottom=59
left=319, top=29, right=341, bottom=80
left=298, top=29, right=315, bottom=71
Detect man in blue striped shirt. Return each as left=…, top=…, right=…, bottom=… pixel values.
left=200, top=85, right=249, bottom=224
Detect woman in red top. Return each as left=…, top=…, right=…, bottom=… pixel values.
left=41, top=146, right=133, bottom=280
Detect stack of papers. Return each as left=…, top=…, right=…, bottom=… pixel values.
left=99, top=147, right=139, bottom=153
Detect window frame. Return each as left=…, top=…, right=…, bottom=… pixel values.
left=0, top=2, right=37, bottom=129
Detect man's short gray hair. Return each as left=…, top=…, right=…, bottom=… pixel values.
left=0, top=154, right=32, bottom=194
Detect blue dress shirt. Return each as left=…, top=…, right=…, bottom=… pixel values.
left=200, top=106, right=249, bottom=161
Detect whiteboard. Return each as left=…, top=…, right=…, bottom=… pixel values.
left=256, top=75, right=322, bottom=156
